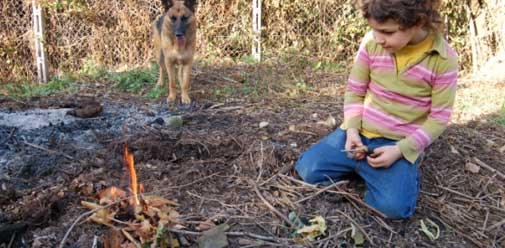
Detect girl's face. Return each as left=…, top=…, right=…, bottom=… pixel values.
left=368, top=18, right=425, bottom=53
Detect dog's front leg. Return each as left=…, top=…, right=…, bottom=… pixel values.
left=165, top=62, right=177, bottom=103
left=180, top=63, right=192, bottom=104
left=156, top=59, right=166, bottom=87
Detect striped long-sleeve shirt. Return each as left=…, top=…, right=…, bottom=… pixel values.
left=340, top=31, right=458, bottom=163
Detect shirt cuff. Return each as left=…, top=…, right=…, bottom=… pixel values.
left=339, top=117, right=362, bottom=130
left=397, top=138, right=422, bottom=164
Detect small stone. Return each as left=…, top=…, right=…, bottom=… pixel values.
left=259, top=121, right=269, bottom=128
left=465, top=162, right=480, bottom=174
left=166, top=116, right=183, bottom=128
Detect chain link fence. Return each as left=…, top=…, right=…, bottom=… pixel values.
left=1, top=0, right=35, bottom=82
left=0, top=0, right=501, bottom=84
left=1, top=0, right=359, bottom=84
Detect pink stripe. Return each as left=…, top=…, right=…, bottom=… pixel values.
left=405, top=65, right=435, bottom=82
left=430, top=107, right=452, bottom=122
left=363, top=112, right=412, bottom=135
left=362, top=107, right=420, bottom=134
left=347, top=78, right=368, bottom=95
left=357, top=49, right=370, bottom=64
left=445, top=41, right=458, bottom=57
left=344, top=104, right=363, bottom=118
left=411, top=129, right=431, bottom=150
left=370, top=55, right=395, bottom=70
left=370, top=55, right=393, bottom=62
left=434, top=70, right=457, bottom=85
left=369, top=82, right=431, bottom=108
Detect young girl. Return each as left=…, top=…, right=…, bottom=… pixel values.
left=295, top=0, right=458, bottom=219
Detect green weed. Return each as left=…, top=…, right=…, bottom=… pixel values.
left=213, top=85, right=236, bottom=98
left=5, top=74, right=78, bottom=98
left=109, top=65, right=158, bottom=95
left=492, top=105, right=505, bottom=127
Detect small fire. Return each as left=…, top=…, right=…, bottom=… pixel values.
left=79, top=124, right=181, bottom=246
left=123, top=143, right=140, bottom=206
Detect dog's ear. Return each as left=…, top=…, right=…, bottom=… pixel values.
left=184, top=0, right=197, bottom=12
left=161, top=0, right=174, bottom=12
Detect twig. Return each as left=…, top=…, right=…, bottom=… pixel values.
left=164, top=173, right=219, bottom=190
left=0, top=128, right=16, bottom=145
left=486, top=218, right=505, bottom=231
left=328, top=210, right=375, bottom=246
left=436, top=185, right=477, bottom=200
left=259, top=164, right=294, bottom=187
left=371, top=216, right=396, bottom=234
left=432, top=215, right=484, bottom=247
left=295, top=180, right=349, bottom=204
left=256, top=142, right=264, bottom=182
left=227, top=232, right=284, bottom=243
left=312, top=227, right=352, bottom=245
left=175, top=138, right=210, bottom=155
left=167, top=228, right=290, bottom=243
left=474, top=157, right=505, bottom=181
left=250, top=180, right=295, bottom=227
left=7, top=233, right=15, bottom=248
left=187, top=191, right=247, bottom=208
left=121, top=229, right=141, bottom=247
left=280, top=175, right=387, bottom=218
left=58, top=199, right=123, bottom=248
left=338, top=191, right=387, bottom=219
left=91, top=235, right=98, bottom=248
left=22, top=141, right=76, bottom=161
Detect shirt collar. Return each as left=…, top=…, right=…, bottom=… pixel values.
left=427, top=32, right=448, bottom=59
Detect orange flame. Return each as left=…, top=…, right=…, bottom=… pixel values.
left=124, top=143, right=140, bottom=206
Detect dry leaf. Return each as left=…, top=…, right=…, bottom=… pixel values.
left=351, top=223, right=364, bottom=245
left=317, top=116, right=336, bottom=128
left=419, top=219, right=440, bottom=241
left=144, top=195, right=179, bottom=207
left=449, top=145, right=460, bottom=155
left=296, top=216, right=327, bottom=241
left=102, top=229, right=123, bottom=248
left=81, top=200, right=101, bottom=210
left=98, top=186, right=127, bottom=205
left=196, top=220, right=216, bottom=231
left=289, top=125, right=297, bottom=131
left=81, top=201, right=116, bottom=227
left=134, top=219, right=153, bottom=239
left=121, top=229, right=140, bottom=247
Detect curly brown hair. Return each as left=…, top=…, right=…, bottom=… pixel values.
left=359, top=0, right=442, bottom=31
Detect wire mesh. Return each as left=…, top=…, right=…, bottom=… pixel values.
left=0, top=0, right=496, bottom=83
left=0, top=0, right=35, bottom=82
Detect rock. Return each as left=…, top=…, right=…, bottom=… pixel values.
left=166, top=116, right=183, bottom=128
left=259, top=121, right=269, bottom=128
left=67, top=101, right=103, bottom=118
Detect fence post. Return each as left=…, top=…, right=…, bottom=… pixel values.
left=32, top=0, right=48, bottom=83
left=252, top=0, right=261, bottom=61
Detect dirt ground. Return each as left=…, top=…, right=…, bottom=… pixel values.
left=1, top=64, right=505, bottom=247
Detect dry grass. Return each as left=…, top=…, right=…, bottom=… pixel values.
left=453, top=54, right=505, bottom=125
left=1, top=0, right=502, bottom=84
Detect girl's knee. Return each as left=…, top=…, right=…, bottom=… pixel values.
left=367, top=194, right=416, bottom=219
left=295, top=154, right=321, bottom=184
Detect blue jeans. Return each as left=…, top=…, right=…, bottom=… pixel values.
left=295, top=128, right=421, bottom=219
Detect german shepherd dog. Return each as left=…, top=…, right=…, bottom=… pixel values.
left=153, top=0, right=197, bottom=104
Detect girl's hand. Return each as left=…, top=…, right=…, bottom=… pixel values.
left=345, top=128, right=366, bottom=160
left=367, top=144, right=403, bottom=168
